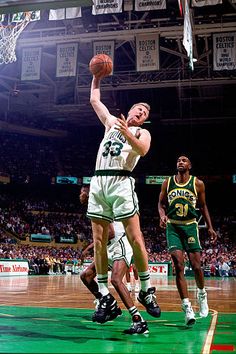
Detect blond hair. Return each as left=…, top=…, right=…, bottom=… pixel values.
left=130, top=102, right=150, bottom=112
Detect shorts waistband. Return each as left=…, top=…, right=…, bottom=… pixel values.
left=168, top=218, right=196, bottom=225
left=94, top=170, right=131, bottom=176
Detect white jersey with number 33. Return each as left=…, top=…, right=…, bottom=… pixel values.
left=95, top=125, right=141, bottom=171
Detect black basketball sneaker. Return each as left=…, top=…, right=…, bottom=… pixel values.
left=137, top=287, right=161, bottom=317
left=124, top=315, right=149, bottom=335
left=92, top=293, right=122, bottom=324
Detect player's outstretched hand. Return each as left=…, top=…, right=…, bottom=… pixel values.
left=115, top=114, right=129, bottom=137
left=208, top=228, right=217, bottom=244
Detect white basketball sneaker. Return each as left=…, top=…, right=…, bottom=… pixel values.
left=197, top=289, right=209, bottom=317
left=182, top=302, right=196, bottom=327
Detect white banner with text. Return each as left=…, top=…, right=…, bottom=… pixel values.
left=56, top=43, right=78, bottom=77
left=136, top=33, right=159, bottom=71
left=0, top=260, right=29, bottom=276
left=135, top=0, right=166, bottom=11
left=213, top=32, right=236, bottom=71
left=21, top=47, right=41, bottom=81
left=191, top=0, right=222, bottom=6
left=92, top=0, right=123, bottom=15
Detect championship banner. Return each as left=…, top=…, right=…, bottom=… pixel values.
left=92, top=0, right=123, bottom=15
left=56, top=43, right=78, bottom=77
left=136, top=33, right=159, bottom=72
left=135, top=0, right=166, bottom=11
left=213, top=32, right=236, bottom=71
left=191, top=0, right=222, bottom=6
left=21, top=47, right=41, bottom=81
left=49, top=7, right=81, bottom=20
left=93, top=41, right=115, bottom=74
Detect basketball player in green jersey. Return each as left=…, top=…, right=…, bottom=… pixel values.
left=158, top=155, right=217, bottom=327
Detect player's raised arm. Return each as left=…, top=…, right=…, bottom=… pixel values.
left=90, top=76, right=117, bottom=129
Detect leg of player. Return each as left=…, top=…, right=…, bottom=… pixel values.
left=171, top=250, right=196, bottom=327
left=80, top=262, right=99, bottom=296
left=132, top=263, right=140, bottom=292
left=125, top=267, right=132, bottom=292
left=111, top=259, right=149, bottom=335
left=91, top=219, right=121, bottom=324
left=188, top=252, right=209, bottom=318
left=80, top=261, right=122, bottom=323
left=122, top=215, right=161, bottom=318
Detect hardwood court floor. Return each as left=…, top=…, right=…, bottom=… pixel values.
left=0, top=275, right=235, bottom=354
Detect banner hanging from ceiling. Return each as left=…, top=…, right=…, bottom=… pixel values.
left=93, top=41, right=115, bottom=74
left=49, top=7, right=81, bottom=20
left=21, top=47, right=41, bottom=81
left=124, top=0, right=133, bottom=11
left=56, top=43, right=78, bottom=77
left=135, top=0, right=166, bottom=11
left=92, top=0, right=123, bottom=15
left=12, top=11, right=40, bottom=22
left=213, top=32, right=236, bottom=71
left=183, top=0, right=194, bottom=70
left=136, top=33, right=159, bottom=71
left=191, top=0, right=222, bottom=6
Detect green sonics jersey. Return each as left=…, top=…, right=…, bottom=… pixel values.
left=167, top=175, right=198, bottom=223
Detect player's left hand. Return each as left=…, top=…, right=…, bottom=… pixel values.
left=114, top=114, right=130, bottom=138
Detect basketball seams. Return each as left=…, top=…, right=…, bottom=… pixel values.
left=89, top=54, right=113, bottom=78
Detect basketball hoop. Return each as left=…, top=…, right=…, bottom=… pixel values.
left=0, top=12, right=31, bottom=65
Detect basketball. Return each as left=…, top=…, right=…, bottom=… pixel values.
left=89, top=54, right=113, bottom=78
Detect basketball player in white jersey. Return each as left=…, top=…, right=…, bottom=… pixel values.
left=80, top=186, right=149, bottom=334
left=86, top=75, right=161, bottom=331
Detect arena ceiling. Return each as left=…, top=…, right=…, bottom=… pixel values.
left=0, top=0, right=235, bottom=129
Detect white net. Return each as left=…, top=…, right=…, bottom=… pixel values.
left=0, top=13, right=31, bottom=65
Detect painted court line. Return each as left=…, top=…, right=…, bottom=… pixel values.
left=0, top=313, right=15, bottom=317
left=201, top=309, right=218, bottom=354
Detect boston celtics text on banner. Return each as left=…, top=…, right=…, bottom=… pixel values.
left=136, top=33, right=159, bottom=72
left=213, top=32, right=236, bottom=71
left=21, top=47, right=41, bottom=81
left=56, top=43, right=78, bottom=77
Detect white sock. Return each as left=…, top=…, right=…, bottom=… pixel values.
left=138, top=271, right=151, bottom=291
left=182, top=298, right=191, bottom=306
left=97, top=274, right=109, bottom=296
left=198, top=288, right=206, bottom=294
